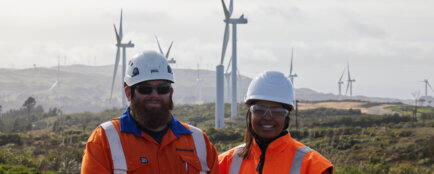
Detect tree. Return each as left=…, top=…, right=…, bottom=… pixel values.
left=0, top=117, right=3, bottom=132
left=23, top=97, right=36, bottom=117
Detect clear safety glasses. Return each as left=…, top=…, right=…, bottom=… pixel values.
left=250, top=105, right=289, bottom=119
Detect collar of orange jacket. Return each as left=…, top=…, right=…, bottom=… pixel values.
left=120, top=107, right=192, bottom=138
left=251, top=132, right=295, bottom=157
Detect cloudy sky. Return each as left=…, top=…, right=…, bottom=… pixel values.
left=1, top=0, right=433, bottom=100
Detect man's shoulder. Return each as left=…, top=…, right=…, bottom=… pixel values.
left=88, top=118, right=121, bottom=142
left=176, top=121, right=203, bottom=132
left=101, top=117, right=122, bottom=130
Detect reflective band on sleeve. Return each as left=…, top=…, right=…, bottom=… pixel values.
left=189, top=125, right=210, bottom=172
left=101, top=121, right=127, bottom=174
left=289, top=146, right=314, bottom=174
left=229, top=145, right=245, bottom=174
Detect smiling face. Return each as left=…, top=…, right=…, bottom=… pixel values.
left=250, top=100, right=288, bottom=141
left=126, top=80, right=173, bottom=131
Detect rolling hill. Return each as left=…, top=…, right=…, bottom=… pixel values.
left=0, top=65, right=402, bottom=114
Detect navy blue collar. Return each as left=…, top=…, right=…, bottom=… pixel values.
left=120, top=107, right=192, bottom=138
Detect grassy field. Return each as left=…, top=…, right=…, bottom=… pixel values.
left=0, top=101, right=432, bottom=173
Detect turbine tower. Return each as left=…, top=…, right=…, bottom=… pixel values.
left=338, top=68, right=346, bottom=100
left=155, top=36, right=176, bottom=64
left=220, top=0, right=247, bottom=118
left=345, top=62, right=356, bottom=97
left=196, top=64, right=202, bottom=104
left=237, top=68, right=244, bottom=101
left=110, top=9, right=134, bottom=107
left=288, top=48, right=297, bottom=85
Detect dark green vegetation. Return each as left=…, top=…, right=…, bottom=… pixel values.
left=0, top=98, right=433, bottom=173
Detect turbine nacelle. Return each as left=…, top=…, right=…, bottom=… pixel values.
left=224, top=15, right=248, bottom=24
left=289, top=74, right=298, bottom=78
left=168, top=58, right=176, bottom=64
left=117, top=42, right=135, bottom=47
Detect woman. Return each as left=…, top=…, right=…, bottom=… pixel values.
left=219, top=71, right=333, bottom=174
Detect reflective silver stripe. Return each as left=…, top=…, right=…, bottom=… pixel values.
left=289, top=146, right=314, bottom=174
left=101, top=121, right=127, bottom=174
left=229, top=144, right=245, bottom=174
left=189, top=125, right=210, bottom=172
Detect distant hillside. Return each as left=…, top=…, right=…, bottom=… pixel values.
left=0, top=65, right=403, bottom=114
left=296, top=88, right=402, bottom=103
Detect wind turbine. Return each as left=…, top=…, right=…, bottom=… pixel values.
left=345, top=62, right=356, bottom=97
left=155, top=36, right=176, bottom=64
left=220, top=0, right=247, bottom=118
left=49, top=57, right=60, bottom=91
left=422, top=79, right=434, bottom=98
left=338, top=68, right=346, bottom=101
left=215, top=0, right=234, bottom=128
left=49, top=56, right=61, bottom=109
left=110, top=9, right=134, bottom=107
left=288, top=48, right=297, bottom=85
left=196, top=64, right=202, bottom=104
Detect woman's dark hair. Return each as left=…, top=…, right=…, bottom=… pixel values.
left=238, top=101, right=291, bottom=158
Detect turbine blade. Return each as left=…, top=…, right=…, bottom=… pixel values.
left=110, top=47, right=121, bottom=101
left=49, top=81, right=58, bottom=91
left=220, top=23, right=230, bottom=65
left=154, top=36, right=165, bottom=55
left=114, top=24, right=121, bottom=44
left=225, top=56, right=232, bottom=73
left=228, top=0, right=233, bottom=17
left=428, top=81, right=434, bottom=92
left=346, top=81, right=350, bottom=95
left=339, top=68, right=346, bottom=82
left=347, top=62, right=351, bottom=80
left=119, top=9, right=123, bottom=41
left=237, top=68, right=241, bottom=78
left=166, top=41, right=173, bottom=58
left=221, top=0, right=230, bottom=19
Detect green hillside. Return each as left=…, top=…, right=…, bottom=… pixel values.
left=0, top=99, right=433, bottom=173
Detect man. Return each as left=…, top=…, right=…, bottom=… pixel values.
left=81, top=51, right=219, bottom=174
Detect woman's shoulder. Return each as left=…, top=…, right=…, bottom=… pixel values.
left=218, top=144, right=245, bottom=160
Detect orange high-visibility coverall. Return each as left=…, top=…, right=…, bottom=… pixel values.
left=218, top=133, right=333, bottom=174
left=81, top=108, right=219, bottom=174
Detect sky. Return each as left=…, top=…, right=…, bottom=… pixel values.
left=1, top=0, right=433, bottom=100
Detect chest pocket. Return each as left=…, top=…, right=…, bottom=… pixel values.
left=176, top=124, right=209, bottom=174
left=176, top=148, right=202, bottom=174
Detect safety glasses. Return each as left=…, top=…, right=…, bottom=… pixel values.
left=135, top=84, right=172, bottom=95
left=250, top=105, right=289, bottom=119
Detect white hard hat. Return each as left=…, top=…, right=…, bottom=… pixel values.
left=244, top=71, right=295, bottom=110
left=124, top=51, right=174, bottom=86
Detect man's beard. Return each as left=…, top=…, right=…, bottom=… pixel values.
left=130, top=96, right=173, bottom=130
